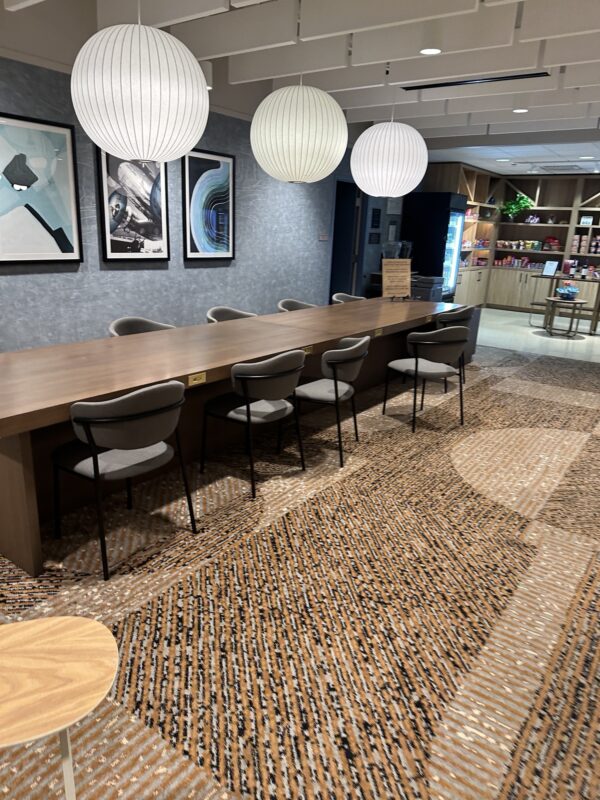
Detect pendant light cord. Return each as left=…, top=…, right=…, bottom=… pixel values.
left=138, top=0, right=141, bottom=25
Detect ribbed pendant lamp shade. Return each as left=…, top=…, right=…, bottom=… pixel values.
left=71, top=25, right=209, bottom=162
left=350, top=122, right=428, bottom=198
left=250, top=85, right=348, bottom=183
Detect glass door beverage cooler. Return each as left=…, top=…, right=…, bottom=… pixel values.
left=400, top=192, right=468, bottom=299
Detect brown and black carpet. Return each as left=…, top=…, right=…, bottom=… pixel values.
left=0, top=346, right=598, bottom=799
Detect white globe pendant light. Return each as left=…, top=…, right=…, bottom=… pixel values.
left=71, top=24, right=209, bottom=162
left=250, top=85, right=348, bottom=183
left=350, top=121, right=428, bottom=198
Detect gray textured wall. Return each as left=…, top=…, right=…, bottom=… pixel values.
left=0, top=57, right=338, bottom=351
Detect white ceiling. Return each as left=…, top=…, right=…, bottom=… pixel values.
left=2, top=0, right=600, bottom=172
left=429, top=141, right=600, bottom=174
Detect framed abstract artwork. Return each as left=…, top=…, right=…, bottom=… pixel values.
left=183, top=150, right=234, bottom=259
left=0, top=113, right=82, bottom=263
left=98, top=151, right=169, bottom=260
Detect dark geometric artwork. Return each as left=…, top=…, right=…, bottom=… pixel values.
left=98, top=152, right=169, bottom=260
left=0, top=114, right=81, bottom=263
left=183, top=150, right=234, bottom=259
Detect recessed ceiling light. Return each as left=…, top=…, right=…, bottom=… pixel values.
left=512, top=108, right=529, bottom=113
left=579, top=156, right=595, bottom=160
left=420, top=48, right=442, bottom=56
left=496, top=158, right=510, bottom=162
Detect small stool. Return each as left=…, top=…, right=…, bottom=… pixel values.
left=543, top=297, right=586, bottom=338
left=0, top=616, right=118, bottom=799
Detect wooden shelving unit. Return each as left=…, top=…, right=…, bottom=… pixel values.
left=420, top=164, right=600, bottom=318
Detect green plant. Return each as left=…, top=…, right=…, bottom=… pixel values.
left=501, top=193, right=534, bottom=220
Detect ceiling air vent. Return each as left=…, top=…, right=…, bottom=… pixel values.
left=540, top=164, right=585, bottom=173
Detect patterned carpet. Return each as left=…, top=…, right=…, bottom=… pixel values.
left=0, top=346, right=598, bottom=800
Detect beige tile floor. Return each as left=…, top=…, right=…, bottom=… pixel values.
left=478, top=308, right=600, bottom=362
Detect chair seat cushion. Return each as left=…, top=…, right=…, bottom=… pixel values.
left=206, top=393, right=294, bottom=424
left=54, top=440, right=173, bottom=481
left=388, top=357, right=458, bottom=380
left=295, top=378, right=354, bottom=404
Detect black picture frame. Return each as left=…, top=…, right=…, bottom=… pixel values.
left=183, top=149, right=235, bottom=260
left=97, top=149, right=170, bottom=261
left=0, top=112, right=82, bottom=264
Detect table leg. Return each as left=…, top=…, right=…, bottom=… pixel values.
left=591, top=283, right=600, bottom=335
left=59, top=728, right=76, bottom=800
left=0, top=432, right=42, bottom=576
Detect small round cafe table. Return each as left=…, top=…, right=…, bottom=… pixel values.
left=0, top=616, right=118, bottom=799
left=544, top=297, right=586, bottom=338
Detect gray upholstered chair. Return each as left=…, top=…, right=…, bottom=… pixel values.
left=52, top=381, right=196, bottom=580
left=295, top=336, right=370, bottom=467
left=108, top=317, right=174, bottom=336
left=332, top=293, right=366, bottom=304
left=383, top=326, right=470, bottom=432
left=277, top=298, right=318, bottom=312
left=206, top=306, right=257, bottom=323
left=436, top=305, right=476, bottom=383
left=200, top=350, right=306, bottom=498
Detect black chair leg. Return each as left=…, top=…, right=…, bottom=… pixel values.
left=334, top=398, right=344, bottom=468
left=175, top=430, right=197, bottom=534
left=125, top=478, right=133, bottom=510
left=420, top=379, right=426, bottom=411
left=200, top=408, right=208, bottom=473
left=53, top=463, right=61, bottom=540
left=293, top=401, right=305, bottom=471
left=459, top=360, right=465, bottom=426
left=351, top=394, right=359, bottom=441
left=276, top=418, right=284, bottom=454
left=412, top=371, right=418, bottom=433
left=444, top=377, right=448, bottom=394
left=382, top=367, right=390, bottom=415
left=245, top=421, right=256, bottom=498
left=93, top=478, right=110, bottom=581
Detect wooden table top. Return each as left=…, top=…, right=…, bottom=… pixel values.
left=0, top=298, right=456, bottom=437
left=0, top=617, right=118, bottom=748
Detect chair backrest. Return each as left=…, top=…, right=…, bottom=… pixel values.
left=322, top=336, right=370, bottom=383
left=109, top=316, right=174, bottom=336
left=71, top=381, right=185, bottom=450
left=407, top=326, right=470, bottom=365
left=207, top=306, right=257, bottom=323
left=231, top=350, right=305, bottom=401
left=332, top=293, right=366, bottom=304
left=277, top=298, right=317, bottom=312
left=436, top=305, right=475, bottom=328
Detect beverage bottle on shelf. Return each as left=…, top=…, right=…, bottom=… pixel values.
left=582, top=263, right=589, bottom=279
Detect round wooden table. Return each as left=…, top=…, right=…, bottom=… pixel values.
left=544, top=296, right=586, bottom=337
left=0, top=616, right=118, bottom=799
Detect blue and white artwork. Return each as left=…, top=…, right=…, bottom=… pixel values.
left=184, top=150, right=234, bottom=259
left=0, top=114, right=81, bottom=262
left=99, top=151, right=169, bottom=260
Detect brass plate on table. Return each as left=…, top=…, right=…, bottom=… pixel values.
left=303, top=345, right=313, bottom=355
left=188, top=372, right=207, bottom=387
left=374, top=328, right=383, bottom=337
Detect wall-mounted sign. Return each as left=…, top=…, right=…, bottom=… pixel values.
left=370, top=208, right=381, bottom=229
left=580, top=215, right=594, bottom=226
left=382, top=258, right=411, bottom=299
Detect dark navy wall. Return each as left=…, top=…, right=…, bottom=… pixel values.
left=0, top=57, right=338, bottom=351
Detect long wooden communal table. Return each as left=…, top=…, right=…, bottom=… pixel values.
left=0, top=298, right=457, bottom=576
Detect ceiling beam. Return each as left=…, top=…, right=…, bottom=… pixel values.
left=544, top=33, right=600, bottom=67
left=564, top=64, right=600, bottom=89
left=469, top=104, right=591, bottom=126
left=273, top=64, right=388, bottom=93
left=330, top=86, right=420, bottom=110
left=352, top=3, right=517, bottom=66
left=346, top=99, right=447, bottom=123
left=488, top=117, right=599, bottom=135
left=519, top=0, right=600, bottom=41
left=98, top=0, right=229, bottom=28
left=447, top=87, right=600, bottom=114
left=387, top=43, right=540, bottom=86
left=3, top=0, right=47, bottom=9
left=299, top=0, right=478, bottom=41
left=171, top=0, right=296, bottom=59
left=228, top=36, right=349, bottom=83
